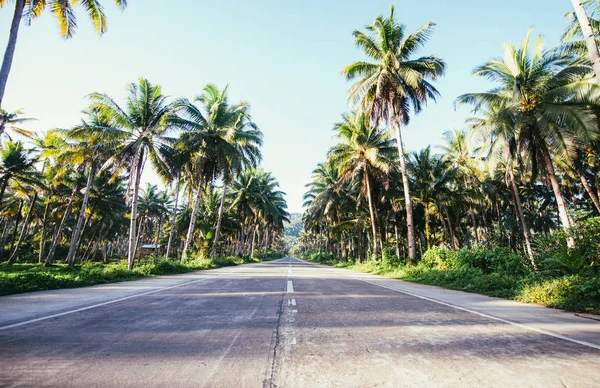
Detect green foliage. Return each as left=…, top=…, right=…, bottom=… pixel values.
left=302, top=245, right=600, bottom=314
left=0, top=252, right=285, bottom=296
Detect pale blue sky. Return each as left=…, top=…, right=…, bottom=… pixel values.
left=1, top=0, right=570, bottom=212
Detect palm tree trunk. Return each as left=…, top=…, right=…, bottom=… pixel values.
left=364, top=164, right=379, bottom=259
left=541, top=145, right=574, bottom=231
left=45, top=186, right=77, bottom=266
left=392, top=121, right=416, bottom=263
left=8, top=191, right=37, bottom=263
left=250, top=225, right=257, bottom=258
left=165, top=176, right=180, bottom=258
left=0, top=0, right=25, bottom=109
left=444, top=208, right=457, bottom=250
left=394, top=221, right=401, bottom=258
left=182, top=176, right=205, bottom=257
left=580, top=172, right=600, bottom=212
left=509, top=169, right=536, bottom=270
left=127, top=150, right=144, bottom=270
left=594, top=172, right=600, bottom=201
left=38, top=202, right=49, bottom=263
left=570, top=0, right=600, bottom=84
left=210, top=180, right=228, bottom=258
left=0, top=175, right=10, bottom=207
left=65, top=163, right=95, bottom=266
left=424, top=205, right=431, bottom=250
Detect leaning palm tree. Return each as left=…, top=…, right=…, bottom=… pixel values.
left=329, top=112, right=397, bottom=258
left=456, top=31, right=600, bottom=243
left=568, top=0, right=600, bottom=83
left=86, top=78, right=174, bottom=270
left=0, top=0, right=127, bottom=108
left=342, top=4, right=446, bottom=262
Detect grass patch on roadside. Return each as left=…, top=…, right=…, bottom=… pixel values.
left=0, top=251, right=285, bottom=296
left=300, top=249, right=600, bottom=315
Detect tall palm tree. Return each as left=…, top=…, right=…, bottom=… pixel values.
left=169, top=84, right=262, bottom=258
left=456, top=31, right=600, bottom=243
left=0, top=0, right=127, bottom=108
left=569, top=0, right=600, bottom=82
left=87, top=78, right=174, bottom=270
left=329, top=112, right=397, bottom=257
left=0, top=109, right=33, bottom=142
left=342, top=4, right=446, bottom=262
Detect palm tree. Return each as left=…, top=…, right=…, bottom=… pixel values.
left=0, top=109, right=33, bottom=142
left=456, top=31, right=600, bottom=243
left=169, top=84, right=262, bottom=258
left=569, top=0, right=600, bottom=83
left=0, top=0, right=127, bottom=108
left=0, top=141, right=38, bottom=206
left=329, top=112, right=397, bottom=258
left=87, top=78, right=174, bottom=270
left=342, top=4, right=446, bottom=262
left=407, top=147, right=456, bottom=249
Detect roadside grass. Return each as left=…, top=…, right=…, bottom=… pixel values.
left=0, top=251, right=285, bottom=296
left=301, top=250, right=600, bottom=315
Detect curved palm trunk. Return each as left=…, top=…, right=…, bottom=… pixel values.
left=394, top=221, right=401, bottom=258
left=65, top=163, right=95, bottom=267
left=127, top=151, right=144, bottom=271
left=570, top=0, right=600, bottom=84
left=541, top=145, right=575, bottom=248
left=392, top=122, right=416, bottom=262
left=182, top=176, right=205, bottom=258
left=165, top=176, right=180, bottom=258
left=210, top=180, right=228, bottom=258
left=8, top=191, right=37, bottom=263
left=541, top=145, right=574, bottom=229
left=579, top=172, right=600, bottom=213
left=45, top=186, right=78, bottom=266
left=509, top=169, right=536, bottom=270
left=0, top=0, right=25, bottom=109
left=364, top=164, right=379, bottom=258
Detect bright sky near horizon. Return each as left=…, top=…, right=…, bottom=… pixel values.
left=1, top=0, right=570, bottom=213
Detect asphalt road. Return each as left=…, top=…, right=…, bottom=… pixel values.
left=1, top=257, right=600, bottom=387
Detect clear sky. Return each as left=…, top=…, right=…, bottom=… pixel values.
left=0, top=0, right=571, bottom=213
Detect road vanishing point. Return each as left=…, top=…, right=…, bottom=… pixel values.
left=1, top=258, right=600, bottom=387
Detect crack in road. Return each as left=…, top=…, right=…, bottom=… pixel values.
left=263, top=258, right=291, bottom=388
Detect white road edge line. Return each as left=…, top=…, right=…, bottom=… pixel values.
left=356, top=277, right=600, bottom=352
left=0, top=257, right=292, bottom=332
left=0, top=274, right=225, bottom=332
left=287, top=280, right=294, bottom=293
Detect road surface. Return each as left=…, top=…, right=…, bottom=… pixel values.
left=1, top=257, right=600, bottom=387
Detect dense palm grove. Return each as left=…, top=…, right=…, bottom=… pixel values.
left=300, top=4, right=600, bottom=285
left=0, top=80, right=289, bottom=269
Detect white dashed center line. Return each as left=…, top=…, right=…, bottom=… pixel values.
left=287, top=280, right=294, bottom=293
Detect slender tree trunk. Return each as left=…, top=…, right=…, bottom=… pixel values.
left=571, top=0, right=600, bottom=84
left=210, top=180, right=228, bottom=258
left=424, top=205, right=431, bottom=250
left=182, top=176, right=205, bottom=257
left=364, top=164, right=379, bottom=259
left=0, top=176, right=10, bottom=207
left=394, top=221, right=401, bottom=259
left=444, top=208, right=457, bottom=250
left=66, top=163, right=95, bottom=266
left=541, top=145, right=574, bottom=231
left=166, top=176, right=180, bottom=258
left=250, top=225, right=257, bottom=258
left=594, top=172, right=600, bottom=202
left=579, top=172, right=600, bottom=212
left=0, top=0, right=25, bottom=109
left=38, top=200, right=50, bottom=264
left=392, top=121, right=416, bottom=262
left=509, top=169, right=536, bottom=270
left=45, top=186, right=78, bottom=265
left=8, top=191, right=37, bottom=263
left=127, top=151, right=144, bottom=270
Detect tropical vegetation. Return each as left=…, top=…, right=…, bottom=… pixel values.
left=299, top=4, right=600, bottom=313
